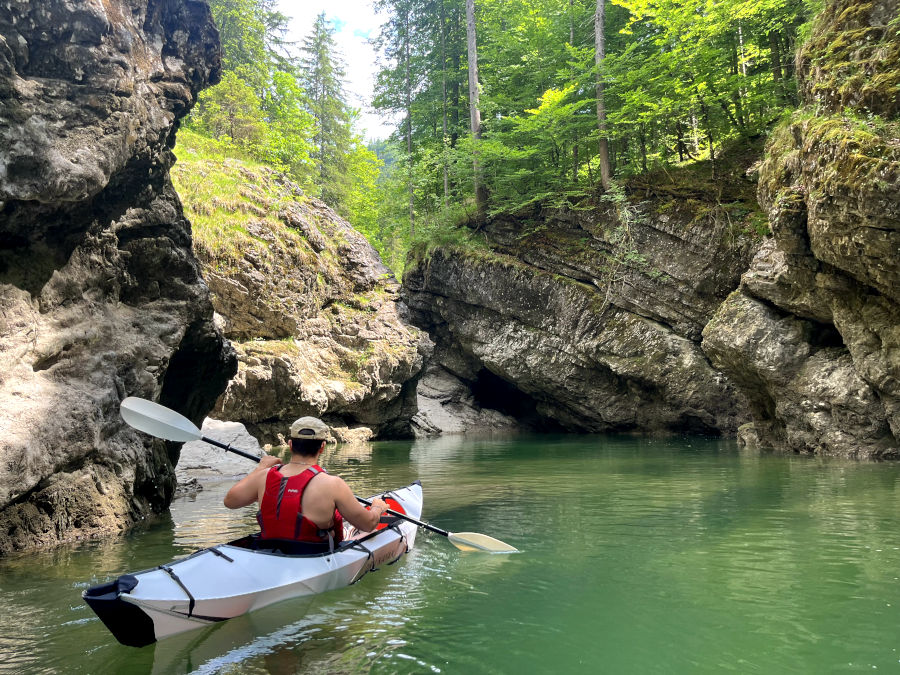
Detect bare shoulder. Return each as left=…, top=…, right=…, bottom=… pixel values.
left=310, top=472, right=346, bottom=493
left=323, top=473, right=351, bottom=492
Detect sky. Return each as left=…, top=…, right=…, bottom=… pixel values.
left=277, top=0, right=397, bottom=141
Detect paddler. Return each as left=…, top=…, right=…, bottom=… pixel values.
left=224, top=416, right=390, bottom=553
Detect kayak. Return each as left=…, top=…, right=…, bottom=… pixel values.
left=83, top=481, right=422, bottom=647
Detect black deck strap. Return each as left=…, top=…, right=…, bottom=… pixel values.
left=387, top=529, right=409, bottom=565
left=209, top=547, right=234, bottom=563
left=347, top=541, right=378, bottom=573
left=159, top=565, right=196, bottom=617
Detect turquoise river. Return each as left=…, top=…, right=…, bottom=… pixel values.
left=2, top=434, right=900, bottom=673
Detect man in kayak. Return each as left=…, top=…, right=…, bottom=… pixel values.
left=224, top=416, right=390, bottom=552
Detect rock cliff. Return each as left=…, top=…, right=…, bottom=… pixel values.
left=0, top=0, right=235, bottom=554
left=171, top=141, right=428, bottom=445
left=403, top=150, right=763, bottom=435
left=701, top=0, right=900, bottom=458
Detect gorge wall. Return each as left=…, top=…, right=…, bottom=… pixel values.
left=403, top=158, right=762, bottom=435
left=0, top=0, right=235, bottom=554
left=702, top=0, right=900, bottom=458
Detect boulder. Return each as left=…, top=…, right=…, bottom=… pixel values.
left=171, top=156, right=429, bottom=444
left=403, top=178, right=760, bottom=435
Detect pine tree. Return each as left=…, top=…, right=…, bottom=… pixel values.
left=299, top=12, right=354, bottom=211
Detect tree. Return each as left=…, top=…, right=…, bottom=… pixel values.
left=265, top=71, right=317, bottom=183
left=595, top=0, right=611, bottom=190
left=465, top=0, right=487, bottom=222
left=299, top=12, right=354, bottom=211
left=194, top=71, right=267, bottom=148
left=206, top=0, right=291, bottom=97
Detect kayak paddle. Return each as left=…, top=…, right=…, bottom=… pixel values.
left=119, top=397, right=518, bottom=553
left=354, top=495, right=517, bottom=552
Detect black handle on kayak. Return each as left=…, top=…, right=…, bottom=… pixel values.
left=355, top=495, right=451, bottom=538
left=202, top=436, right=264, bottom=463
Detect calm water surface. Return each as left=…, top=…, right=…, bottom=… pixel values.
left=2, top=434, right=900, bottom=673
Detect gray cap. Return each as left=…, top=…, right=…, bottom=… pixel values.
left=290, top=416, right=330, bottom=441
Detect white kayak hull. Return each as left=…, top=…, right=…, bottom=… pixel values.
left=84, top=481, right=422, bottom=647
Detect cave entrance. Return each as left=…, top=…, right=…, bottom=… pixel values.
left=469, top=368, right=562, bottom=431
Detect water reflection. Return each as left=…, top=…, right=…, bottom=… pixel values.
left=3, top=434, right=900, bottom=673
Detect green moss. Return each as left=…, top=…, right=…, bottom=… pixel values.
left=798, top=0, right=900, bottom=116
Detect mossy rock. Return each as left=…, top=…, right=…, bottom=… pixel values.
left=797, top=0, right=900, bottom=117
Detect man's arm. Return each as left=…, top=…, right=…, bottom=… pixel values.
left=332, top=477, right=388, bottom=532
left=223, top=455, right=281, bottom=509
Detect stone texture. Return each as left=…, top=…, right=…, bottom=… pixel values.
left=701, top=0, right=900, bottom=458
left=404, top=196, right=757, bottom=435
left=411, top=363, right=521, bottom=436
left=0, top=0, right=235, bottom=554
left=702, top=292, right=896, bottom=458
left=176, top=418, right=263, bottom=482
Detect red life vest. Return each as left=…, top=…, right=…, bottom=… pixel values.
left=257, top=465, right=344, bottom=545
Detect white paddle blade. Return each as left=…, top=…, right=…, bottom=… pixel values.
left=120, top=397, right=202, bottom=442
left=448, top=532, right=518, bottom=553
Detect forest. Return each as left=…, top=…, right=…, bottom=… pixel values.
left=185, top=0, right=814, bottom=272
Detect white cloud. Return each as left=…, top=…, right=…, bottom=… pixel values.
left=277, top=0, right=397, bottom=141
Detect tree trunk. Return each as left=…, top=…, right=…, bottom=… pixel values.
left=573, top=130, right=579, bottom=184
left=404, top=6, right=414, bottom=236
left=639, top=124, right=648, bottom=173
left=441, top=0, right=449, bottom=206
left=675, top=120, right=689, bottom=161
left=769, top=30, right=785, bottom=103
left=466, top=0, right=487, bottom=223
left=730, top=33, right=746, bottom=128
left=594, top=0, right=611, bottom=191
left=451, top=5, right=461, bottom=148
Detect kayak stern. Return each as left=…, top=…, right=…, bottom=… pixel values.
left=82, top=575, right=157, bottom=647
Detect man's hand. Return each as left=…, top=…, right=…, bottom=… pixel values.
left=224, top=455, right=279, bottom=509
left=258, top=454, right=282, bottom=469
left=369, top=497, right=389, bottom=514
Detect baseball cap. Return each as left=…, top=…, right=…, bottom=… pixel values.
left=290, top=416, right=330, bottom=441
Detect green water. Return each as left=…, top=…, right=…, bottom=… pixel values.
left=3, top=434, right=900, bottom=674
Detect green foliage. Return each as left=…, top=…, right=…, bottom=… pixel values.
left=172, top=129, right=297, bottom=265
left=176, top=0, right=822, bottom=285
left=369, top=0, right=812, bottom=240
left=183, top=1, right=374, bottom=222
left=193, top=71, right=267, bottom=147
left=299, top=12, right=356, bottom=211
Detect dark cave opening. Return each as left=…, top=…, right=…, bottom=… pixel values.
left=469, top=368, right=564, bottom=431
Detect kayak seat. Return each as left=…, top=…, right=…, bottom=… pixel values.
left=249, top=535, right=332, bottom=556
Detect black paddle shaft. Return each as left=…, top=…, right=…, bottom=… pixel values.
left=202, top=436, right=263, bottom=463
left=354, top=496, right=450, bottom=538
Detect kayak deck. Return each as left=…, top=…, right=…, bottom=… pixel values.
left=83, top=481, right=422, bottom=647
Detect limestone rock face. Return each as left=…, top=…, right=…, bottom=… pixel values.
left=403, top=180, right=760, bottom=434
left=0, top=1, right=235, bottom=554
left=701, top=0, right=900, bottom=458
left=172, top=159, right=428, bottom=444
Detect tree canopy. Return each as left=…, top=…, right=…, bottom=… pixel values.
left=179, top=0, right=816, bottom=276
